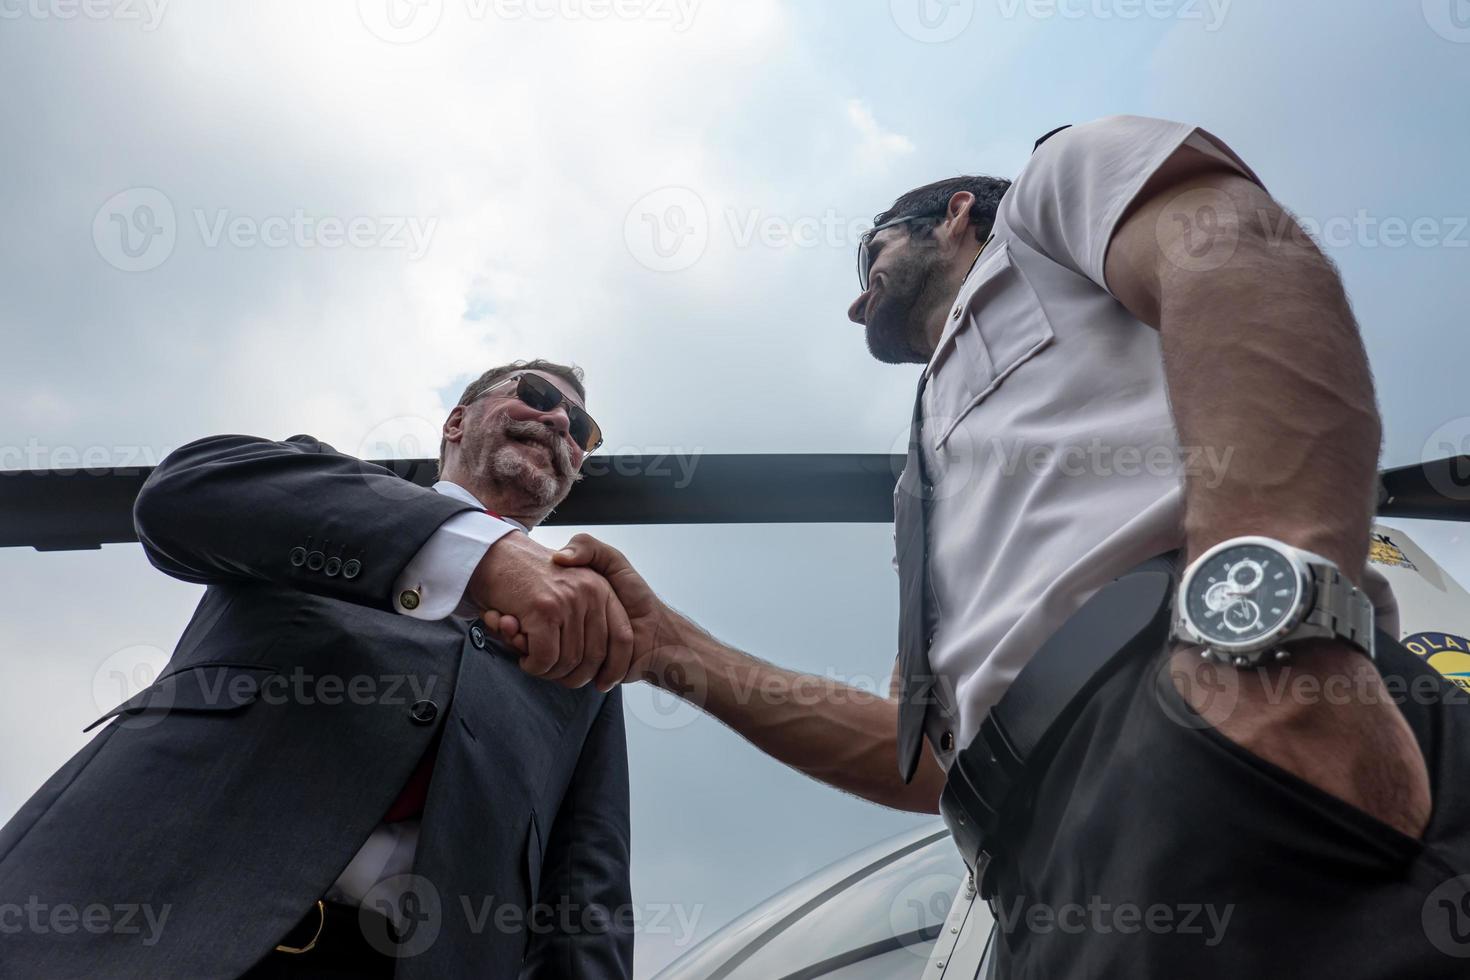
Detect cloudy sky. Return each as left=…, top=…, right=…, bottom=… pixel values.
left=3, top=0, right=1468, bottom=974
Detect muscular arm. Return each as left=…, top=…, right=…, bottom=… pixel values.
left=650, top=612, right=948, bottom=814
left=1104, top=157, right=1431, bottom=838
left=1105, top=156, right=1381, bottom=573
left=495, top=537, right=948, bottom=814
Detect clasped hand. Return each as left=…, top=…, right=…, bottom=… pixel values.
left=468, top=532, right=663, bottom=692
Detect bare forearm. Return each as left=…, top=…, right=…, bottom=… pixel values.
left=649, top=612, right=944, bottom=813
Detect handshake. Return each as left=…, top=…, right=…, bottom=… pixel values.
left=467, top=531, right=674, bottom=693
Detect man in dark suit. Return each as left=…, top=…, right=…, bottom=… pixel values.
left=0, top=359, right=635, bottom=979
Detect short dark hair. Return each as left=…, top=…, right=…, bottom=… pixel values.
left=873, top=175, right=1012, bottom=242
left=438, top=358, right=587, bottom=465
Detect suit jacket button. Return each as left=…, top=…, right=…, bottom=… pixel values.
left=410, top=700, right=438, bottom=725
left=469, top=624, right=487, bottom=650
left=324, top=557, right=342, bottom=577
left=289, top=547, right=307, bottom=567
left=342, top=559, right=362, bottom=580
left=306, top=550, right=325, bottom=572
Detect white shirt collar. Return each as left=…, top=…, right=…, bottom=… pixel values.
left=432, top=480, right=529, bottom=533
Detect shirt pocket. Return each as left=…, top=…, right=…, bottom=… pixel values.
left=926, top=240, right=1055, bottom=450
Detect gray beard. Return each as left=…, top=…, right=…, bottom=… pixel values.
left=489, top=444, right=561, bottom=507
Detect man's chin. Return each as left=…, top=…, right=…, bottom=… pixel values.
left=490, top=447, right=566, bottom=508
left=865, top=317, right=927, bottom=366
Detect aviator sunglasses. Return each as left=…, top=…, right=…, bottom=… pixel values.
left=857, top=213, right=937, bottom=291
left=474, top=373, right=604, bottom=454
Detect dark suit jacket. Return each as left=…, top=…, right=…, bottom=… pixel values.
left=0, top=434, right=633, bottom=979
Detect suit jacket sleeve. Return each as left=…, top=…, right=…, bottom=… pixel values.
left=520, top=689, right=634, bottom=980
left=132, top=433, right=476, bottom=611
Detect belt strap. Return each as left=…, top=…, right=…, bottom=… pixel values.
left=940, top=555, right=1177, bottom=896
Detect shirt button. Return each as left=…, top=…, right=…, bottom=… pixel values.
left=940, top=731, right=955, bottom=752
left=410, top=700, right=438, bottom=725
left=398, top=588, right=422, bottom=611
left=342, top=559, right=362, bottom=580
left=951, top=307, right=962, bottom=320
left=288, top=547, right=307, bottom=568
left=469, top=624, right=488, bottom=650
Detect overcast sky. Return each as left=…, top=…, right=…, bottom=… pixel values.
left=3, top=1, right=1468, bottom=974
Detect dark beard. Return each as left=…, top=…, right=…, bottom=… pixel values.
left=863, top=250, right=941, bottom=365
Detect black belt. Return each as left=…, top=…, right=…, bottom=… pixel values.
left=939, top=555, right=1177, bottom=899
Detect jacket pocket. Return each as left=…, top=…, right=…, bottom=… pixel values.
left=84, top=662, right=279, bottom=732
left=927, top=240, right=1055, bottom=450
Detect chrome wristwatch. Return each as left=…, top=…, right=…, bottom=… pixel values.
left=1172, top=535, right=1376, bottom=668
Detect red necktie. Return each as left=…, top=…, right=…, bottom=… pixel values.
left=383, top=508, right=509, bottom=822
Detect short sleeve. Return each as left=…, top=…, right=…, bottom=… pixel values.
left=998, top=115, right=1265, bottom=291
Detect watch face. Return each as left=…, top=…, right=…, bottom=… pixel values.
left=1185, top=541, right=1306, bottom=649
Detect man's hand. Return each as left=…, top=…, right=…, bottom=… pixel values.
left=480, top=533, right=672, bottom=690
left=1171, top=642, right=1431, bottom=839
left=467, top=533, right=634, bottom=690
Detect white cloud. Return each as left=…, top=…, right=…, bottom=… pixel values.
left=845, top=97, right=916, bottom=168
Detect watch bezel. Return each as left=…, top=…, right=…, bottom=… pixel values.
left=1177, top=535, right=1316, bottom=656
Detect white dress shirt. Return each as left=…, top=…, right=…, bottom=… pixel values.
left=326, top=481, right=523, bottom=911
left=909, top=115, right=1398, bottom=767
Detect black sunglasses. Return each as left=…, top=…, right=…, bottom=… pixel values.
left=857, top=213, right=937, bottom=291
left=474, top=373, right=604, bottom=453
